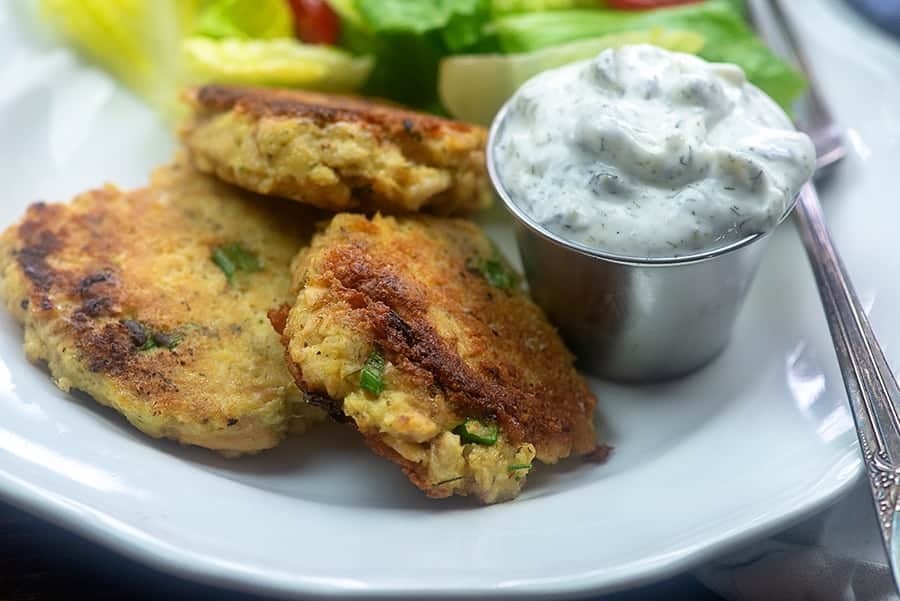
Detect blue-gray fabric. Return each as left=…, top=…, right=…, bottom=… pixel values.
left=846, top=0, right=900, bottom=37
left=696, top=483, right=899, bottom=601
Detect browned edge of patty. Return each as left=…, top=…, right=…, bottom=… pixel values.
left=274, top=301, right=454, bottom=495
left=11, top=195, right=165, bottom=384
left=364, top=434, right=454, bottom=499
left=188, top=84, right=481, bottom=141
left=276, top=217, right=598, bottom=461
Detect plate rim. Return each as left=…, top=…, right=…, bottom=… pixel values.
left=0, top=451, right=861, bottom=599
left=0, top=0, right=880, bottom=596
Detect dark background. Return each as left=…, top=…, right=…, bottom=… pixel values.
left=0, top=499, right=723, bottom=601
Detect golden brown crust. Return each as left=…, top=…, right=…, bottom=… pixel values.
left=281, top=214, right=598, bottom=501
left=181, top=85, right=492, bottom=216
left=0, top=162, right=324, bottom=454
left=303, top=215, right=596, bottom=457
left=192, top=85, right=475, bottom=137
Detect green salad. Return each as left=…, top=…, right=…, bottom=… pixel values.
left=39, top=0, right=804, bottom=122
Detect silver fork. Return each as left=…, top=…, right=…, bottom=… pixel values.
left=752, top=0, right=900, bottom=588
left=766, top=0, right=848, bottom=177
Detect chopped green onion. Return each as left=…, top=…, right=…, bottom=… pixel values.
left=120, top=319, right=184, bottom=351
left=433, top=476, right=464, bottom=487
left=507, top=463, right=532, bottom=473
left=212, top=247, right=236, bottom=281
left=360, top=350, right=386, bottom=395
left=231, top=246, right=261, bottom=271
left=212, top=243, right=261, bottom=282
left=452, top=418, right=499, bottom=446
left=466, top=255, right=518, bottom=290
left=152, top=331, right=184, bottom=350
left=122, top=319, right=155, bottom=350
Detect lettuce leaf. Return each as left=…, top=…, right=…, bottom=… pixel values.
left=490, top=0, right=744, bottom=14
left=490, top=1, right=805, bottom=109
left=353, top=0, right=485, bottom=34
left=491, top=0, right=743, bottom=51
left=194, top=0, right=293, bottom=40
left=183, top=37, right=372, bottom=90
left=352, top=31, right=448, bottom=106
left=491, top=0, right=598, bottom=15
left=40, top=0, right=194, bottom=114
left=41, top=0, right=372, bottom=120
left=341, top=0, right=493, bottom=105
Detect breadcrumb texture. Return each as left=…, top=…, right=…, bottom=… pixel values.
left=0, top=161, right=323, bottom=455
left=281, top=214, right=598, bottom=503
left=181, top=85, right=492, bottom=215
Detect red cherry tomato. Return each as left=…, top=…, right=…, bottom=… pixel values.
left=287, top=0, right=341, bottom=45
left=606, top=0, right=701, bottom=9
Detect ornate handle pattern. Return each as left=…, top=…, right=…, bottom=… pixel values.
left=794, top=182, right=900, bottom=552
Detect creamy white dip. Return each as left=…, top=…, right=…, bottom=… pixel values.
left=494, top=44, right=816, bottom=258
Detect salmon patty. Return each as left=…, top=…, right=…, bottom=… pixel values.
left=0, top=161, right=323, bottom=455
left=277, top=214, right=598, bottom=503
left=181, top=85, right=491, bottom=216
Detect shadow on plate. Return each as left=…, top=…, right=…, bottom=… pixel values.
left=57, top=384, right=607, bottom=510
left=4, top=295, right=766, bottom=512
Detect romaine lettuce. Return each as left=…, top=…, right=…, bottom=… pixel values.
left=194, top=0, right=293, bottom=40
left=491, top=1, right=805, bottom=109
left=353, top=0, right=485, bottom=33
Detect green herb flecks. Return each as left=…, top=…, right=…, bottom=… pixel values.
left=508, top=463, right=532, bottom=480
left=466, top=254, right=519, bottom=290
left=452, top=418, right=499, bottom=446
left=433, top=476, right=464, bottom=487
left=121, top=319, right=183, bottom=352
left=360, top=349, right=386, bottom=396
left=152, top=331, right=184, bottom=350
left=212, top=243, right=261, bottom=283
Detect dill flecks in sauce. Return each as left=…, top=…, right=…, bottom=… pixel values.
left=494, top=45, right=816, bottom=258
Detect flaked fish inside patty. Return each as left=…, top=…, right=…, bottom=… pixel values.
left=277, top=213, right=599, bottom=503
left=181, top=84, right=492, bottom=216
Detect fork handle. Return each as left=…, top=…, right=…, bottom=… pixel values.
left=768, top=0, right=837, bottom=138
left=794, top=182, right=900, bottom=558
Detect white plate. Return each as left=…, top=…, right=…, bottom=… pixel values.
left=0, top=1, right=896, bottom=598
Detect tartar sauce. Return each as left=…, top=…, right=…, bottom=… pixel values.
left=494, top=45, right=816, bottom=258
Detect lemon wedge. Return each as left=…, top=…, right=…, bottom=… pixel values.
left=439, top=29, right=705, bottom=125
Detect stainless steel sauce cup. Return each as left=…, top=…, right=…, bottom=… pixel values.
left=487, top=104, right=800, bottom=382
